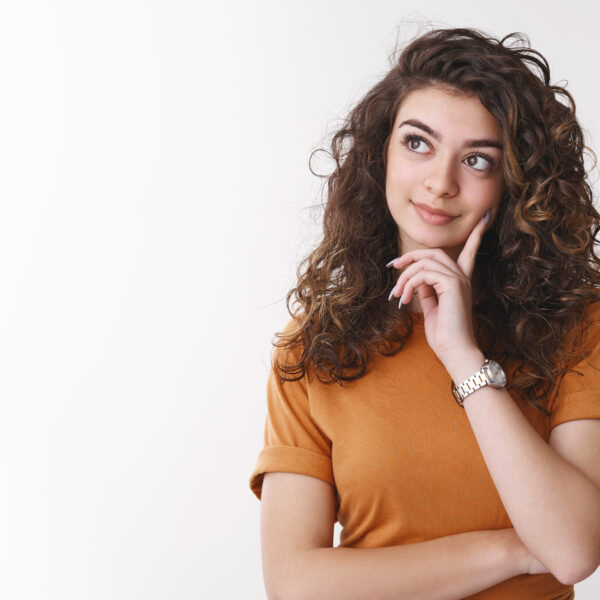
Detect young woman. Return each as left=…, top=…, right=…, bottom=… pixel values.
left=249, top=27, right=600, bottom=600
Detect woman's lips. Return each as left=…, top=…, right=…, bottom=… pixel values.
left=412, top=201, right=457, bottom=225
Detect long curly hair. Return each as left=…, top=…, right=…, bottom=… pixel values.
left=273, top=26, right=600, bottom=415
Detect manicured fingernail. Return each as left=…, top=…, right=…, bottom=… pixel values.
left=484, top=209, right=491, bottom=224
left=388, top=287, right=396, bottom=301
left=399, top=292, right=407, bottom=306
left=386, top=257, right=401, bottom=268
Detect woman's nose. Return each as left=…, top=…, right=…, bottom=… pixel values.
left=423, top=155, right=458, bottom=197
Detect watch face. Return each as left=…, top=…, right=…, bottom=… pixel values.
left=488, top=360, right=507, bottom=386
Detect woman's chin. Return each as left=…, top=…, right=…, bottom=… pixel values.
left=404, top=235, right=464, bottom=258
left=414, top=235, right=461, bottom=250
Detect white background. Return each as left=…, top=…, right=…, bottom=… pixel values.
left=2, top=1, right=599, bottom=598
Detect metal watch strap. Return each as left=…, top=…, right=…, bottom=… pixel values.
left=451, top=360, right=493, bottom=408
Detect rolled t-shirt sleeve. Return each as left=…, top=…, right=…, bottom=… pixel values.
left=249, top=346, right=334, bottom=501
left=549, top=305, right=600, bottom=431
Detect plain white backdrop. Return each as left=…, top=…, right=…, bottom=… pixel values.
left=1, top=1, right=599, bottom=598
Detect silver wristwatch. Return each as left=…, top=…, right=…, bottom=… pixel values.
left=451, top=359, right=507, bottom=407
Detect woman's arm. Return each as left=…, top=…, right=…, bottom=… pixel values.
left=444, top=347, right=600, bottom=585
left=388, top=219, right=600, bottom=585
left=261, top=472, right=533, bottom=600
left=287, top=528, right=525, bottom=600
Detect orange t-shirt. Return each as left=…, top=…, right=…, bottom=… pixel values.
left=249, top=307, right=600, bottom=599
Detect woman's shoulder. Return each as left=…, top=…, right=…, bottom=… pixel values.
left=585, top=299, right=600, bottom=322
left=571, top=299, right=600, bottom=358
left=579, top=300, right=600, bottom=338
left=270, top=313, right=308, bottom=368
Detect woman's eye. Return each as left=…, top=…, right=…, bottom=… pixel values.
left=465, top=155, right=493, bottom=171
left=403, top=135, right=429, bottom=153
left=402, top=132, right=496, bottom=172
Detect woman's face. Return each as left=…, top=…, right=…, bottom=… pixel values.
left=385, top=86, right=505, bottom=260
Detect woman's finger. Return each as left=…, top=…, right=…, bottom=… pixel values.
left=398, top=268, right=454, bottom=306
left=417, top=282, right=438, bottom=314
left=457, top=211, right=489, bottom=278
left=386, top=247, right=463, bottom=276
left=389, top=258, right=463, bottom=300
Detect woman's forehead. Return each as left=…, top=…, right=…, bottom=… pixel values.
left=394, top=87, right=503, bottom=144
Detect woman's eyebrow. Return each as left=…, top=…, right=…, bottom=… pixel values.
left=399, top=118, right=503, bottom=150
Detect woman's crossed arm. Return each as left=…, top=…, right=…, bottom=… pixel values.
left=260, top=471, right=538, bottom=600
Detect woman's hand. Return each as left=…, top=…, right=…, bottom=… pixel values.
left=386, top=214, right=488, bottom=366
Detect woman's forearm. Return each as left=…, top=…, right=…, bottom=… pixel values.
left=445, top=347, right=600, bottom=583
left=285, top=528, right=525, bottom=600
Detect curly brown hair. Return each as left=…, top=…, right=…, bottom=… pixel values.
left=273, top=26, right=600, bottom=415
